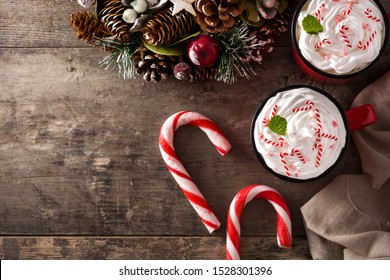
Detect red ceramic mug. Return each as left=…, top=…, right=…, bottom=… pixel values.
left=291, top=0, right=389, bottom=84
left=251, top=85, right=377, bottom=182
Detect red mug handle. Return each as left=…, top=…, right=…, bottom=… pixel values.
left=345, top=104, right=377, bottom=132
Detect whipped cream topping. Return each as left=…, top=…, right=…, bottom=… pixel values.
left=254, top=87, right=347, bottom=180
left=296, top=0, right=385, bottom=75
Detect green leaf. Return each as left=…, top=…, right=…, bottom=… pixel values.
left=170, top=31, right=202, bottom=46
left=142, top=38, right=183, bottom=56
left=302, top=15, right=324, bottom=35
left=268, top=115, right=287, bottom=136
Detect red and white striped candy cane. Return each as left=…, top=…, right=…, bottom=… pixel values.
left=343, top=1, right=353, bottom=16
left=321, top=132, right=338, bottom=141
left=315, top=2, right=325, bottom=21
left=292, top=100, right=314, bottom=113
left=314, top=143, right=323, bottom=167
left=226, top=185, right=292, bottom=260
left=291, top=148, right=307, bottom=164
left=261, top=134, right=285, bottom=147
left=339, top=25, right=352, bottom=48
left=279, top=149, right=307, bottom=177
left=279, top=152, right=291, bottom=176
left=358, top=31, right=377, bottom=50
left=159, top=111, right=232, bottom=233
left=315, top=108, right=323, bottom=135
left=262, top=104, right=278, bottom=126
left=364, top=8, right=381, bottom=22
left=315, top=38, right=331, bottom=50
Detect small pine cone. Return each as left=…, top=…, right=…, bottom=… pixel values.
left=245, top=13, right=290, bottom=63
left=245, top=34, right=273, bottom=63
left=194, top=0, right=243, bottom=33
left=189, top=66, right=217, bottom=81
left=70, top=11, right=111, bottom=47
left=142, top=9, right=199, bottom=45
left=99, top=0, right=131, bottom=41
left=133, top=49, right=179, bottom=82
left=255, top=12, right=290, bottom=40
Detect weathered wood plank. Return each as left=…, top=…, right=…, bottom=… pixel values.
left=0, top=236, right=311, bottom=259
left=1, top=46, right=388, bottom=237
left=0, top=0, right=85, bottom=48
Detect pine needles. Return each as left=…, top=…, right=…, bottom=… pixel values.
left=215, top=24, right=261, bottom=84
left=96, top=34, right=141, bottom=79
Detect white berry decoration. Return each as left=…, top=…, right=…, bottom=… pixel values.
left=131, top=0, right=148, bottom=14
left=122, top=8, right=138, bottom=24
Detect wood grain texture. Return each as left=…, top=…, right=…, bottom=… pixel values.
left=0, top=0, right=389, bottom=260
left=0, top=236, right=311, bottom=259
left=1, top=46, right=389, bottom=239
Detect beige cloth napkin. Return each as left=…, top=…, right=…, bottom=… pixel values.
left=301, top=71, right=390, bottom=260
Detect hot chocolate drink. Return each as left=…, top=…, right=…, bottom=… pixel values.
left=253, top=87, right=347, bottom=180
left=293, top=0, right=387, bottom=77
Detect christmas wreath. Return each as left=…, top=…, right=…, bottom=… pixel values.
left=70, top=0, right=293, bottom=83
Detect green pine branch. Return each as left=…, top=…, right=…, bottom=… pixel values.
left=95, top=34, right=141, bottom=80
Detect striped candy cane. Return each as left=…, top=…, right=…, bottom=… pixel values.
left=280, top=152, right=291, bottom=176
left=314, top=143, right=323, bottom=168
left=358, top=31, right=377, bottom=50
left=279, top=149, right=307, bottom=177
left=339, top=25, right=352, bottom=48
left=262, top=105, right=278, bottom=126
left=292, top=100, right=314, bottom=113
left=226, top=185, right=292, bottom=260
left=315, top=109, right=323, bottom=134
left=343, top=1, right=353, bottom=16
left=315, top=2, right=325, bottom=21
left=321, top=133, right=338, bottom=141
left=365, top=8, right=382, bottom=22
left=315, top=38, right=331, bottom=50
left=159, top=111, right=232, bottom=233
left=291, top=148, right=307, bottom=164
left=260, top=134, right=285, bottom=147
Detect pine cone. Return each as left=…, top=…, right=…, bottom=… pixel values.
left=194, top=0, right=243, bottom=33
left=142, top=9, right=199, bottom=45
left=70, top=11, right=111, bottom=47
left=133, top=48, right=179, bottom=82
left=190, top=66, right=217, bottom=81
left=245, top=12, right=290, bottom=63
left=255, top=11, right=290, bottom=40
left=99, top=0, right=131, bottom=41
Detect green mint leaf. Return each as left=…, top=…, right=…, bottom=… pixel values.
left=268, top=115, right=287, bottom=136
left=302, top=15, right=324, bottom=35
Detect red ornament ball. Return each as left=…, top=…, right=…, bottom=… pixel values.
left=187, top=34, right=220, bottom=68
left=174, top=63, right=192, bottom=80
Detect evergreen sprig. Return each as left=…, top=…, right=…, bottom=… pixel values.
left=96, top=34, right=141, bottom=80
left=215, top=24, right=260, bottom=84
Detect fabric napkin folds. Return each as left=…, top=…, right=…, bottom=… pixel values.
left=301, top=71, right=390, bottom=260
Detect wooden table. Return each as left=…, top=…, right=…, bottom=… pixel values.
left=0, top=0, right=389, bottom=260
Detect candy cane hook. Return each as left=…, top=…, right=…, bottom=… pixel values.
left=159, top=111, right=232, bottom=233
left=226, top=185, right=292, bottom=260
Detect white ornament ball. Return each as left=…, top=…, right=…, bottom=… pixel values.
left=77, top=0, right=96, bottom=9
left=123, top=8, right=138, bottom=24
left=131, top=0, right=148, bottom=14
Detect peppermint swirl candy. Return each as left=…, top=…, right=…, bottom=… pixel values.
left=296, top=0, right=385, bottom=75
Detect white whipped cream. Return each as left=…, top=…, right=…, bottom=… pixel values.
left=296, top=0, right=385, bottom=74
left=254, top=87, right=347, bottom=180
